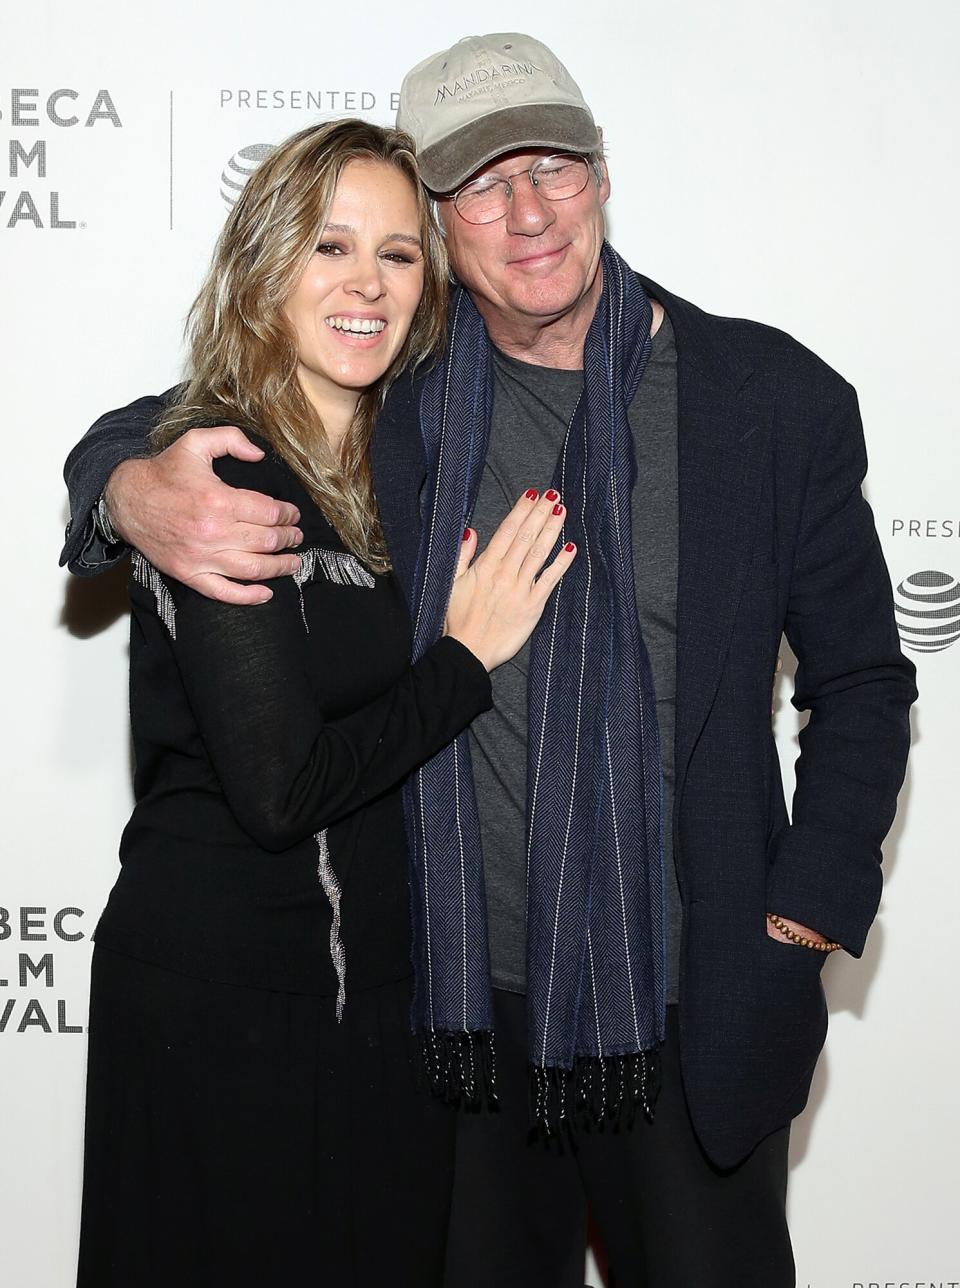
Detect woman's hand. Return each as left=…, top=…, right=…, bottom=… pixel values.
left=445, top=489, right=577, bottom=672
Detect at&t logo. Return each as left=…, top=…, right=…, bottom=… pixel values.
left=894, top=570, right=960, bottom=654
left=220, top=143, right=274, bottom=208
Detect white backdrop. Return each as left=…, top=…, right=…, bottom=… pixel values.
left=2, top=2, right=958, bottom=1285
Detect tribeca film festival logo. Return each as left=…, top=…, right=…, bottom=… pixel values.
left=0, top=905, right=86, bottom=1034
left=0, top=87, right=121, bottom=229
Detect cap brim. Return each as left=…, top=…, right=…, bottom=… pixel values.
left=418, top=102, right=601, bottom=194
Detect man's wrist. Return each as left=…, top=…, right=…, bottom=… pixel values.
left=94, top=491, right=121, bottom=547
left=766, top=912, right=841, bottom=953
left=100, top=456, right=147, bottom=550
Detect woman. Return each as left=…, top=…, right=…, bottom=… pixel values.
left=76, top=119, right=575, bottom=1287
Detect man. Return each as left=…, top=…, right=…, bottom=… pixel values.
left=61, top=33, right=916, bottom=1288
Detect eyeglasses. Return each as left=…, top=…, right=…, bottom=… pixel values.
left=449, top=154, right=593, bottom=225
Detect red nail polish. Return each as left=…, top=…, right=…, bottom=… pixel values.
left=463, top=528, right=471, bottom=542
left=552, top=503, right=563, bottom=516
left=564, top=542, right=576, bottom=552
left=525, top=489, right=538, bottom=500
left=545, top=489, right=559, bottom=502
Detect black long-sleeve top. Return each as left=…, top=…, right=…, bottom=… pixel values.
left=96, top=439, right=493, bottom=997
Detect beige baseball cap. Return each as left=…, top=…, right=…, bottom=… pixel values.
left=397, top=32, right=601, bottom=193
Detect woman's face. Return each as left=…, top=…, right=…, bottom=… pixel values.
left=284, top=158, right=425, bottom=423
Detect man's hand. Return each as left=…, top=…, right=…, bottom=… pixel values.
left=105, top=426, right=303, bottom=604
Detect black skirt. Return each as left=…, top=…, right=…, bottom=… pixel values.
left=77, top=947, right=455, bottom=1287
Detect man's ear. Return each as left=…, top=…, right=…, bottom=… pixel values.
left=595, top=127, right=611, bottom=205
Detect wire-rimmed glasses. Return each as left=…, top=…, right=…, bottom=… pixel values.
left=449, top=154, right=592, bottom=225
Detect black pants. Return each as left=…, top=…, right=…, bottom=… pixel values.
left=78, top=947, right=455, bottom=1287
left=444, top=991, right=794, bottom=1288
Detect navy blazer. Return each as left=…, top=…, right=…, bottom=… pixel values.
left=62, top=275, right=916, bottom=1168
left=367, top=275, right=917, bottom=1167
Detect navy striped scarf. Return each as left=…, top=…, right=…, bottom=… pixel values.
left=404, top=243, right=666, bottom=1125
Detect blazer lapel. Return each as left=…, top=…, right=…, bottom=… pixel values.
left=639, top=276, right=776, bottom=802
left=370, top=372, right=425, bottom=612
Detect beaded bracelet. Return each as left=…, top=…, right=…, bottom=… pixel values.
left=766, top=912, right=841, bottom=953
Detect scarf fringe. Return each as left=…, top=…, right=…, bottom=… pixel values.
left=417, top=1029, right=499, bottom=1109
left=529, top=1047, right=662, bottom=1133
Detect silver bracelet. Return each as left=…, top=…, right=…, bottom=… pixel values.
left=94, top=492, right=121, bottom=546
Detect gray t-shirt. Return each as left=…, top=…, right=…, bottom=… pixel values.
left=468, top=311, right=682, bottom=1003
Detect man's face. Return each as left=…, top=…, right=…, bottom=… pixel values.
left=438, top=148, right=610, bottom=330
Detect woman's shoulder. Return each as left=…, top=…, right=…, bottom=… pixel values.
left=209, top=433, right=357, bottom=557
left=209, top=431, right=321, bottom=521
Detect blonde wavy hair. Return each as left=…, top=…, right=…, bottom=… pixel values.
left=153, top=119, right=448, bottom=572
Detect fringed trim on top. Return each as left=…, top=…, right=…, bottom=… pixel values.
left=315, top=830, right=346, bottom=1022
left=294, top=547, right=375, bottom=633
left=131, top=552, right=177, bottom=640
left=418, top=1029, right=499, bottom=1109
left=530, top=1048, right=662, bottom=1134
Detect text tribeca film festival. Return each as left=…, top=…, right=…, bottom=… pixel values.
left=1, top=84, right=388, bottom=233
left=0, top=87, right=121, bottom=228
left=1, top=84, right=410, bottom=232
left=1, top=896, right=958, bottom=1288
left=0, top=907, right=87, bottom=1034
